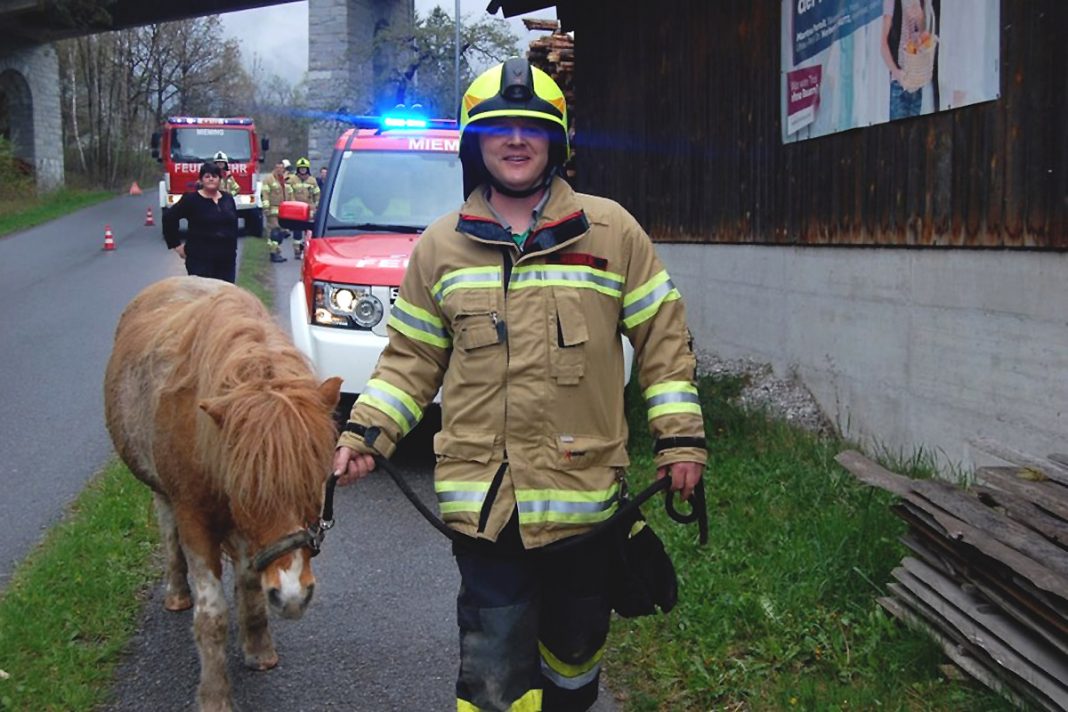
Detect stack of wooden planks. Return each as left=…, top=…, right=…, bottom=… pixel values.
left=836, top=442, right=1068, bottom=711
left=524, top=17, right=574, bottom=97
left=524, top=17, right=576, bottom=177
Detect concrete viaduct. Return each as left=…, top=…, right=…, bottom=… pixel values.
left=0, top=0, right=415, bottom=190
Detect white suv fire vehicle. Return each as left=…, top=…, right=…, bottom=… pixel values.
left=279, top=113, right=632, bottom=398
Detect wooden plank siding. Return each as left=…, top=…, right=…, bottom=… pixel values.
left=561, top=0, right=1067, bottom=249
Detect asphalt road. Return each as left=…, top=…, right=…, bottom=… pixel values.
left=0, top=194, right=184, bottom=587
left=102, top=249, right=623, bottom=710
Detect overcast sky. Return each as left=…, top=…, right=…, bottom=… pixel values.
left=218, top=1, right=556, bottom=87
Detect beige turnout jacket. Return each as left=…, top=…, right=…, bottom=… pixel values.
left=339, top=177, right=706, bottom=548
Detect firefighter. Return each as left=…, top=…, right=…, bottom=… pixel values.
left=212, top=151, right=241, bottom=196
left=259, top=160, right=292, bottom=263
left=333, top=58, right=706, bottom=711
left=290, top=157, right=320, bottom=259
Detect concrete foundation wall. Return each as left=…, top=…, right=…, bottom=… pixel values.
left=660, top=244, right=1068, bottom=469
left=0, top=44, right=63, bottom=191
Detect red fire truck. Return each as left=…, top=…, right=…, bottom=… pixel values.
left=278, top=112, right=633, bottom=400
left=151, top=116, right=268, bottom=236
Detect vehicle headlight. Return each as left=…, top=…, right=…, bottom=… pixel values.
left=350, top=294, right=384, bottom=328
left=313, top=281, right=384, bottom=330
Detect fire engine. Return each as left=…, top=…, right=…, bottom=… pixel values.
left=151, top=116, right=268, bottom=236
left=279, top=112, right=632, bottom=399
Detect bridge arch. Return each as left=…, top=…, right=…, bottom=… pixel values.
left=0, top=46, right=63, bottom=191
left=0, top=68, right=34, bottom=173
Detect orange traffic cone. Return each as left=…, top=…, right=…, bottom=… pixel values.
left=103, top=224, right=115, bottom=251
left=144, top=207, right=155, bottom=226
left=128, top=181, right=142, bottom=196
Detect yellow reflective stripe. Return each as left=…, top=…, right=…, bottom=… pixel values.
left=622, top=270, right=681, bottom=329
left=433, top=266, right=501, bottom=303
left=356, top=378, right=423, bottom=434
left=644, top=381, right=702, bottom=421
left=389, top=297, right=451, bottom=348
left=539, top=639, right=604, bottom=678
left=435, top=481, right=490, bottom=514
left=509, top=689, right=542, bottom=711
left=456, top=688, right=542, bottom=712
left=511, top=264, right=624, bottom=298
left=515, top=485, right=619, bottom=525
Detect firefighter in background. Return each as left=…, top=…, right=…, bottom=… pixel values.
left=333, top=59, right=705, bottom=711
left=213, top=151, right=241, bottom=196
left=259, top=160, right=292, bottom=263
left=290, top=157, right=320, bottom=260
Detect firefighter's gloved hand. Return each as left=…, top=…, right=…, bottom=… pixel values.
left=656, top=461, right=704, bottom=502
left=333, top=445, right=376, bottom=486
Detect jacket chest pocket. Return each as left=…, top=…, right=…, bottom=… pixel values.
left=453, top=290, right=502, bottom=351
left=550, top=288, right=588, bottom=385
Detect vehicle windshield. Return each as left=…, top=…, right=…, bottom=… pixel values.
left=326, top=149, right=463, bottom=232
left=169, top=128, right=252, bottom=162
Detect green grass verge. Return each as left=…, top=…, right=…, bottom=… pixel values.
left=0, top=189, right=114, bottom=238
left=606, top=374, right=1013, bottom=711
left=0, top=461, right=158, bottom=711
left=0, top=243, right=276, bottom=711
left=236, top=234, right=274, bottom=309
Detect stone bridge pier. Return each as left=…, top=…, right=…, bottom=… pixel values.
left=307, top=0, right=414, bottom=166
left=0, top=45, right=63, bottom=191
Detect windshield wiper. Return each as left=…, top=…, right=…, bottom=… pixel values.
left=327, top=223, right=424, bottom=234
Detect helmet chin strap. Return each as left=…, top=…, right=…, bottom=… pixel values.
left=489, top=170, right=554, bottom=199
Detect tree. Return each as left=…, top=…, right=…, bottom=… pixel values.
left=381, top=6, right=521, bottom=118
left=58, top=16, right=253, bottom=187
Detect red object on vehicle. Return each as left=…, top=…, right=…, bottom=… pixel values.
left=150, top=116, right=268, bottom=237
left=103, top=224, right=115, bottom=251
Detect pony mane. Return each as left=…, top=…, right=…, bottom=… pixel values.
left=165, top=287, right=337, bottom=522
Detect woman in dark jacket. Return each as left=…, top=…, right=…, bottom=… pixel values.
left=163, top=162, right=239, bottom=283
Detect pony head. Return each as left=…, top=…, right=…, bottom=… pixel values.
left=199, top=375, right=342, bottom=619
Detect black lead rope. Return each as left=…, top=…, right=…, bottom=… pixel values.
left=369, top=453, right=709, bottom=551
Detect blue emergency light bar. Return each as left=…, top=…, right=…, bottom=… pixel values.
left=287, top=108, right=457, bottom=131
left=347, top=113, right=456, bottom=131
left=167, top=117, right=254, bottom=126
left=383, top=116, right=428, bottom=128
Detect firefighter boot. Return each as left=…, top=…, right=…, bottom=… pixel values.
left=267, top=238, right=287, bottom=263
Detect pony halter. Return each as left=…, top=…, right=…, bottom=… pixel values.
left=252, top=474, right=340, bottom=572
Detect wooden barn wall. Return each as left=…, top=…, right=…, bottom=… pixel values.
left=565, top=0, right=1066, bottom=248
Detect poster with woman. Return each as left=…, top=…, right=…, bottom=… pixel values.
left=782, top=0, right=1000, bottom=143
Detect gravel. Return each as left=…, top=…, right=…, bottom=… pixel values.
left=695, top=348, right=836, bottom=437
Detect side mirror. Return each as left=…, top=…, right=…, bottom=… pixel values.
left=150, top=132, right=161, bottom=149
left=151, top=149, right=160, bottom=160
left=261, top=137, right=270, bottom=152
left=278, top=200, right=314, bottom=232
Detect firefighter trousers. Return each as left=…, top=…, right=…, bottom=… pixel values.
left=453, top=510, right=612, bottom=712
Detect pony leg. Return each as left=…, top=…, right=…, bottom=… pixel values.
left=234, top=550, right=279, bottom=671
left=153, top=493, right=192, bottom=611
left=183, top=536, right=234, bottom=712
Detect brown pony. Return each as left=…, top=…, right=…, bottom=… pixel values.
left=104, top=276, right=341, bottom=712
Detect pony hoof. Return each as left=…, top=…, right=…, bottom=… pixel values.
left=164, top=593, right=193, bottom=611
left=244, top=651, right=279, bottom=671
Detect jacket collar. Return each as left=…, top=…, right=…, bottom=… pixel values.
left=456, top=176, right=589, bottom=256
